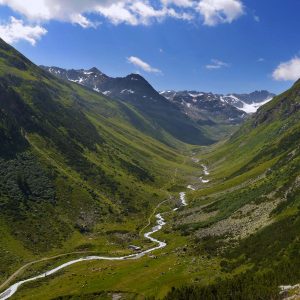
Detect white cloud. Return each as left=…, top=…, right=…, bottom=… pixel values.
left=0, top=0, right=246, bottom=45
left=161, top=0, right=194, bottom=7
left=127, top=56, right=161, bottom=73
left=70, top=14, right=98, bottom=28
left=272, top=57, right=300, bottom=81
left=197, top=0, right=244, bottom=26
left=97, top=2, right=138, bottom=26
left=257, top=57, right=265, bottom=62
left=0, top=0, right=193, bottom=27
left=93, top=1, right=194, bottom=25
left=0, top=16, right=47, bottom=45
left=0, top=0, right=104, bottom=27
left=206, top=59, right=230, bottom=69
left=0, top=0, right=245, bottom=28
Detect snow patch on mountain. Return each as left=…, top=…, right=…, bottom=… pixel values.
left=189, top=93, right=204, bottom=98
left=161, top=90, right=275, bottom=116
left=238, top=97, right=273, bottom=113
left=121, top=89, right=135, bottom=94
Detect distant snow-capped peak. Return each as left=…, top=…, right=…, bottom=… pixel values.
left=160, top=90, right=275, bottom=114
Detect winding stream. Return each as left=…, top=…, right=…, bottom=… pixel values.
left=0, top=163, right=210, bottom=300
left=0, top=194, right=187, bottom=300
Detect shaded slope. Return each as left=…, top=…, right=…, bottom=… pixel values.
left=0, top=38, right=196, bottom=282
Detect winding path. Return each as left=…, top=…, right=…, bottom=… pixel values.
left=0, top=193, right=188, bottom=300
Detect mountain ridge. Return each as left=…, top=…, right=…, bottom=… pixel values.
left=41, top=66, right=274, bottom=115
left=41, top=65, right=216, bottom=145
left=42, top=66, right=273, bottom=144
left=160, top=89, right=275, bottom=114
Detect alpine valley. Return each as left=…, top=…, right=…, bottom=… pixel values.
left=41, top=66, right=275, bottom=141
left=0, top=36, right=300, bottom=300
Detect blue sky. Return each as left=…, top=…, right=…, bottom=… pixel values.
left=0, top=0, right=300, bottom=94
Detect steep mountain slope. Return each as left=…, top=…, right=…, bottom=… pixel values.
left=0, top=38, right=198, bottom=284
left=230, top=90, right=275, bottom=110
left=41, top=66, right=215, bottom=145
left=163, top=79, right=300, bottom=299
left=40, top=66, right=109, bottom=90
left=42, top=67, right=275, bottom=145
left=160, top=89, right=275, bottom=116
left=160, top=90, right=246, bottom=123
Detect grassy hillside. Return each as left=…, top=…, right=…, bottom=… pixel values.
left=0, top=38, right=200, bottom=289
left=28, top=79, right=291, bottom=300
left=2, top=37, right=300, bottom=300
left=160, top=80, right=300, bottom=299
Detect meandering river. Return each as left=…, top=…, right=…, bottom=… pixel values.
left=0, top=163, right=209, bottom=300
left=0, top=194, right=187, bottom=300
